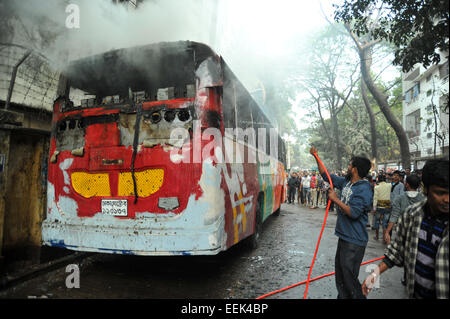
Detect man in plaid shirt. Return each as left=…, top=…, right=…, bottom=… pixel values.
left=362, top=159, right=449, bottom=299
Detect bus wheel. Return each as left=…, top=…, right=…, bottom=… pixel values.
left=246, top=198, right=262, bottom=250
left=273, top=207, right=280, bottom=216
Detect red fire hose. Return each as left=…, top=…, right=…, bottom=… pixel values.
left=302, top=151, right=334, bottom=299
left=256, top=151, right=383, bottom=299
left=256, top=256, right=384, bottom=299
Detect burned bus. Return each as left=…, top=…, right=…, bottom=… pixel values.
left=42, top=41, right=286, bottom=255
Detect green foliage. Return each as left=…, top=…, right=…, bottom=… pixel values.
left=334, top=0, right=449, bottom=72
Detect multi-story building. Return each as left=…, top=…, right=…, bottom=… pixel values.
left=402, top=50, right=449, bottom=169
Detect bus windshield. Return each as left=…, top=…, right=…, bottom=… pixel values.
left=62, top=41, right=202, bottom=110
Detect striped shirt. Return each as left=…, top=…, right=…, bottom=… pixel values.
left=414, top=214, right=449, bottom=298
left=384, top=199, right=449, bottom=299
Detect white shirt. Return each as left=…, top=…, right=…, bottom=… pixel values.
left=302, top=176, right=311, bottom=188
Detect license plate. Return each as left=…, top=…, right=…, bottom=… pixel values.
left=101, top=199, right=128, bottom=216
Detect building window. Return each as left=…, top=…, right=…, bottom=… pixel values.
left=404, top=90, right=412, bottom=103
left=412, top=82, right=420, bottom=98
left=426, top=75, right=432, bottom=82
left=405, top=109, right=421, bottom=137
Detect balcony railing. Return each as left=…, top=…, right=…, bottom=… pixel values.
left=403, top=67, right=420, bottom=81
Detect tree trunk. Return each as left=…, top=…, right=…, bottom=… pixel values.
left=361, top=79, right=377, bottom=167
left=359, top=46, right=411, bottom=169
left=331, top=112, right=342, bottom=170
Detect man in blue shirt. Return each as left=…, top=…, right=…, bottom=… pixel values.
left=310, top=146, right=373, bottom=299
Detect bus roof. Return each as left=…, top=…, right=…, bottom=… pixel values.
left=63, top=41, right=216, bottom=96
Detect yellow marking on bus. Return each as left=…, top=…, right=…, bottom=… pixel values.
left=71, top=172, right=111, bottom=198
left=263, top=181, right=267, bottom=219
left=232, top=206, right=238, bottom=244
left=118, top=169, right=164, bottom=197
left=239, top=192, right=246, bottom=232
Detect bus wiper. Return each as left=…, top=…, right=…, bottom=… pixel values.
left=130, top=102, right=143, bottom=204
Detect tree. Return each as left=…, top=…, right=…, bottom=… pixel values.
left=339, top=17, right=411, bottom=169
left=305, top=76, right=402, bottom=170
left=361, top=79, right=377, bottom=164
left=293, top=25, right=360, bottom=170
left=334, top=0, right=449, bottom=72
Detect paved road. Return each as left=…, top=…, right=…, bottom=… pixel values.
left=1, top=203, right=408, bottom=299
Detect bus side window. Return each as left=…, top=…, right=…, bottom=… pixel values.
left=222, top=77, right=236, bottom=131
left=251, top=103, right=262, bottom=151
left=235, top=85, right=253, bottom=133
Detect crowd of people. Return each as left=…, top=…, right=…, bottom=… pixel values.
left=286, top=167, right=429, bottom=244
left=287, top=170, right=332, bottom=209
left=287, top=149, right=448, bottom=300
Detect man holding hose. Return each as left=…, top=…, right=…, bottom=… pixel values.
left=310, top=146, right=373, bottom=299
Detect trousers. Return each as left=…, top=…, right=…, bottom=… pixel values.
left=302, top=188, right=311, bottom=205
left=288, top=187, right=296, bottom=203
left=374, top=207, right=391, bottom=230
left=310, top=188, right=317, bottom=207
left=335, top=238, right=367, bottom=299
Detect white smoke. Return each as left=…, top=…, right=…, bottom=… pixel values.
left=4, top=0, right=331, bottom=91
left=6, top=0, right=213, bottom=64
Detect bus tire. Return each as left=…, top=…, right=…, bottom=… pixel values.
left=273, top=207, right=280, bottom=216
left=246, top=197, right=262, bottom=250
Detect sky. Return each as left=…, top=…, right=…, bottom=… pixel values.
left=215, top=0, right=334, bottom=56
left=213, top=0, right=340, bottom=132
left=213, top=0, right=337, bottom=83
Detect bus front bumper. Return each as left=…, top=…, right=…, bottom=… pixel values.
left=41, top=215, right=227, bottom=256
